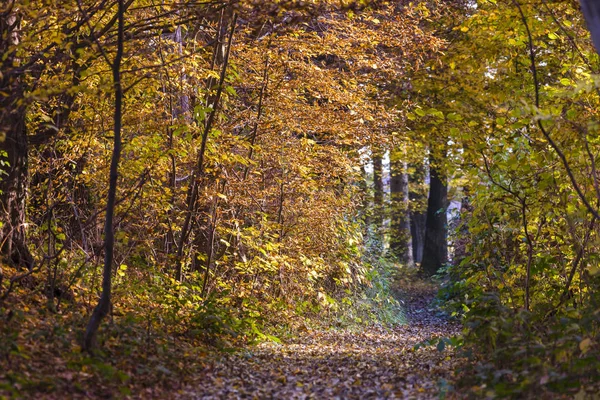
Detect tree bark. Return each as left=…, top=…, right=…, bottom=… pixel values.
left=359, top=164, right=371, bottom=238
left=389, top=149, right=413, bottom=265
left=173, top=26, right=190, bottom=118
left=409, top=162, right=427, bottom=264
left=83, top=0, right=125, bottom=351
left=372, top=151, right=384, bottom=250
left=421, top=151, right=448, bottom=277
left=0, top=3, right=33, bottom=270
left=579, top=0, right=600, bottom=56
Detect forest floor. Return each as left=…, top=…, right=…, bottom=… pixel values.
left=0, top=270, right=466, bottom=399
left=175, top=277, right=465, bottom=400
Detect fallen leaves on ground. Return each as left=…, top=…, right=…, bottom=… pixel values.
left=177, top=279, right=464, bottom=399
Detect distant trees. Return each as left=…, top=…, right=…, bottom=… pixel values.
left=389, top=149, right=413, bottom=266
left=409, top=163, right=427, bottom=264
left=372, top=150, right=384, bottom=250
left=366, top=145, right=449, bottom=277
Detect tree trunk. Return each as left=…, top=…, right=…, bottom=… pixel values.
left=83, top=0, right=125, bottom=351
left=409, top=162, right=427, bottom=264
left=0, top=3, right=33, bottom=269
left=579, top=0, right=600, bottom=55
left=173, top=26, right=190, bottom=118
left=389, top=149, right=413, bottom=265
left=161, top=25, right=187, bottom=256
left=359, top=164, right=371, bottom=238
left=372, top=151, right=384, bottom=250
left=421, top=151, right=448, bottom=277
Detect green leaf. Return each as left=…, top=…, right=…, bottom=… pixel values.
left=437, top=339, right=445, bottom=352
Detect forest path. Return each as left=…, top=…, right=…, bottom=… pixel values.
left=179, top=279, right=463, bottom=399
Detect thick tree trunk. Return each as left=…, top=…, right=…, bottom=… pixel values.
left=372, top=151, right=384, bottom=249
left=409, top=162, right=427, bottom=264
left=579, top=0, right=600, bottom=55
left=421, top=151, right=448, bottom=277
left=389, top=149, right=413, bottom=265
left=0, top=4, right=33, bottom=269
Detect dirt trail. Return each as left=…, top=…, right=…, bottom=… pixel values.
left=179, top=280, right=463, bottom=399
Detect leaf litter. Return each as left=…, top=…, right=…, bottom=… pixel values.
left=177, top=278, right=465, bottom=399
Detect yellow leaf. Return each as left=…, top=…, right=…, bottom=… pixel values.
left=579, top=338, right=592, bottom=354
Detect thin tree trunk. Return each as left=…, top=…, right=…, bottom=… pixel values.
left=174, top=26, right=190, bottom=118
left=207, top=50, right=270, bottom=272
left=205, top=8, right=226, bottom=111
left=83, top=0, right=125, bottom=351
left=157, top=35, right=177, bottom=256
left=372, top=151, right=384, bottom=249
left=389, top=149, right=413, bottom=265
left=200, top=180, right=225, bottom=297
left=421, top=150, right=448, bottom=277
left=243, top=53, right=269, bottom=180
left=359, top=164, right=371, bottom=238
left=174, top=13, right=237, bottom=281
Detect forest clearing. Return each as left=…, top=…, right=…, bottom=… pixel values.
left=2, top=0, right=600, bottom=398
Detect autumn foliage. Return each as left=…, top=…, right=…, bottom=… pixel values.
left=2, top=0, right=600, bottom=398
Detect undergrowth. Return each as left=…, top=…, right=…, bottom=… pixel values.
left=439, top=262, right=600, bottom=399
left=283, top=257, right=406, bottom=333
